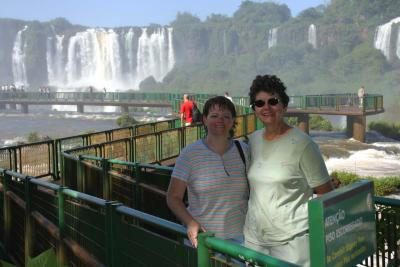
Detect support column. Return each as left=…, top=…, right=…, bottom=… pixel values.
left=352, top=115, right=366, bottom=142
left=297, top=114, right=309, bottom=134
left=0, top=103, right=5, bottom=109
left=346, top=116, right=354, bottom=138
left=8, top=103, right=17, bottom=110
left=21, top=103, right=29, bottom=114
left=77, top=104, right=84, bottom=113
left=121, top=106, right=129, bottom=113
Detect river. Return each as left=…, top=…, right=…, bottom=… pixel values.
left=1, top=109, right=399, bottom=178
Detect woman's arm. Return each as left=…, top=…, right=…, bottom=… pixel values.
left=313, top=180, right=334, bottom=196
left=167, top=177, right=205, bottom=247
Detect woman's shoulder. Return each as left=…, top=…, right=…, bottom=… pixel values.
left=288, top=127, right=316, bottom=147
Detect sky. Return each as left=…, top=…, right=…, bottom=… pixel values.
left=0, top=0, right=328, bottom=28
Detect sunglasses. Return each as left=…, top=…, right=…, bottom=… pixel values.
left=252, top=98, right=280, bottom=108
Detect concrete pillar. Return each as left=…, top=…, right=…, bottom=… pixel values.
left=8, top=103, right=17, bottom=110
left=352, top=115, right=366, bottom=142
left=77, top=104, right=84, bottom=113
left=297, top=114, right=309, bottom=134
left=21, top=103, right=29, bottom=114
left=346, top=116, right=353, bottom=138
left=0, top=103, right=5, bottom=109
left=121, top=106, right=129, bottom=113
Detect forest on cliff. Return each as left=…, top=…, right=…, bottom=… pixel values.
left=0, top=0, right=399, bottom=121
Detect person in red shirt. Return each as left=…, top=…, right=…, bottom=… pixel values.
left=180, top=94, right=194, bottom=126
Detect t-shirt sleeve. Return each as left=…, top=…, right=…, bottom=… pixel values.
left=299, top=141, right=331, bottom=188
left=171, top=148, right=192, bottom=183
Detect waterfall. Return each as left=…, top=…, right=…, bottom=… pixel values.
left=308, top=24, right=317, bottom=49
left=42, top=27, right=175, bottom=90
left=374, top=17, right=400, bottom=60
left=124, top=28, right=135, bottom=84
left=47, top=35, right=65, bottom=85
left=135, top=28, right=175, bottom=88
left=397, top=27, right=400, bottom=59
left=64, top=28, right=122, bottom=89
left=167, top=28, right=175, bottom=72
left=12, top=25, right=28, bottom=86
left=268, top=28, right=278, bottom=48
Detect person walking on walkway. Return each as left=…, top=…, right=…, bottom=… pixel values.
left=180, top=94, right=194, bottom=126
left=358, top=86, right=365, bottom=110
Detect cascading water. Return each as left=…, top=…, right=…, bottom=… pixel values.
left=12, top=25, right=28, bottom=86
left=65, top=28, right=122, bottom=89
left=268, top=28, right=277, bottom=48
left=47, top=35, right=65, bottom=85
left=308, top=24, right=317, bottom=49
left=374, top=17, right=400, bottom=60
left=43, top=27, right=175, bottom=90
left=124, top=28, right=135, bottom=85
left=397, top=27, right=400, bottom=59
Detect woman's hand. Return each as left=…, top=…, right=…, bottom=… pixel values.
left=187, top=220, right=206, bottom=248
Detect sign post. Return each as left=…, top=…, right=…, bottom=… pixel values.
left=309, top=180, right=376, bottom=267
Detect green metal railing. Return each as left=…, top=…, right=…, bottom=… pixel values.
left=0, top=167, right=196, bottom=267
left=1, top=165, right=399, bottom=267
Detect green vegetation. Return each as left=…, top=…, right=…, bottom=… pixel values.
left=26, top=132, right=41, bottom=143
left=369, top=121, right=400, bottom=140
left=116, top=113, right=138, bottom=127
left=309, top=115, right=333, bottom=131
left=332, top=171, right=400, bottom=196
left=1, top=248, right=66, bottom=267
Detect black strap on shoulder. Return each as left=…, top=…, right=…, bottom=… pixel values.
left=234, top=140, right=246, bottom=169
left=234, top=140, right=250, bottom=194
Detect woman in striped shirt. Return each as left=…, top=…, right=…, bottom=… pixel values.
left=167, top=96, right=249, bottom=248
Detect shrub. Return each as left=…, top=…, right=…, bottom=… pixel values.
left=26, top=132, right=41, bottom=143
left=309, top=115, right=333, bottom=131
left=331, top=171, right=400, bottom=196
left=116, top=113, right=138, bottom=127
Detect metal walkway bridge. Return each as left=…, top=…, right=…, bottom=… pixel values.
left=0, top=91, right=385, bottom=142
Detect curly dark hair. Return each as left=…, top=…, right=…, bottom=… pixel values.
left=202, top=96, right=237, bottom=138
left=249, top=74, right=289, bottom=108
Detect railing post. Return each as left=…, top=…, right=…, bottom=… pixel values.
left=57, top=186, right=66, bottom=267
left=102, top=158, right=111, bottom=200
left=77, top=155, right=84, bottom=193
left=105, top=201, right=122, bottom=267
left=2, top=170, right=11, bottom=255
left=198, top=232, right=214, bottom=267
left=134, top=163, right=142, bottom=211
left=24, top=176, right=34, bottom=263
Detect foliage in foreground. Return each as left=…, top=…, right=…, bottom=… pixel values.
left=1, top=248, right=67, bottom=267
left=331, top=171, right=400, bottom=196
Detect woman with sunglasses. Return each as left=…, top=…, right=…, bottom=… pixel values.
left=167, top=96, right=249, bottom=248
left=243, top=75, right=333, bottom=267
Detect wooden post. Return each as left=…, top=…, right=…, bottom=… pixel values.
left=77, top=104, right=84, bottom=113
left=21, top=103, right=29, bottom=113
left=352, top=115, right=366, bottom=142
left=297, top=114, right=309, bottom=134
left=346, top=115, right=353, bottom=138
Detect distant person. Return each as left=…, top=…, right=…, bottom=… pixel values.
left=224, top=92, right=233, bottom=102
left=358, top=86, right=365, bottom=109
left=244, top=74, right=334, bottom=267
left=180, top=94, right=194, bottom=126
left=167, top=96, right=249, bottom=248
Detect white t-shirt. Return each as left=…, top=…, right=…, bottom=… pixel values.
left=244, top=127, right=330, bottom=246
